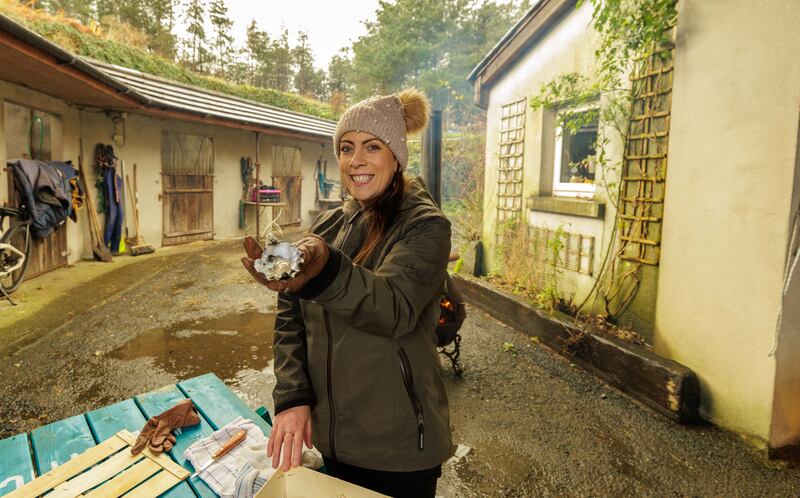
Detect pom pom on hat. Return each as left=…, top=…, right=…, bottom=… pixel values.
left=397, top=88, right=430, bottom=134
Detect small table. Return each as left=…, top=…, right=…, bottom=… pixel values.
left=242, top=201, right=287, bottom=241
left=0, top=373, right=272, bottom=498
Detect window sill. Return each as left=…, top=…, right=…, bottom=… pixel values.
left=528, top=195, right=605, bottom=219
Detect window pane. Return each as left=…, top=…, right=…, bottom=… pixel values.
left=560, top=120, right=597, bottom=184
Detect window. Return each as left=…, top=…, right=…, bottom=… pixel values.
left=553, top=107, right=598, bottom=197
left=497, top=98, right=526, bottom=222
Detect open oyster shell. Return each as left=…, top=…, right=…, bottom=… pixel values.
left=253, top=233, right=304, bottom=281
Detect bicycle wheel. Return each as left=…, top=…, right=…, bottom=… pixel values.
left=0, top=221, right=32, bottom=294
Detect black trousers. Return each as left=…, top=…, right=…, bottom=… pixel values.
left=322, top=457, right=441, bottom=498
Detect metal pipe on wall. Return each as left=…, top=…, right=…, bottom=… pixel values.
left=255, top=131, right=261, bottom=241
left=421, top=109, right=443, bottom=207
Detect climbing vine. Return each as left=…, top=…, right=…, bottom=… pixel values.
left=528, top=0, right=678, bottom=321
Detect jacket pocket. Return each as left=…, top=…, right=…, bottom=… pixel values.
left=397, top=347, right=425, bottom=451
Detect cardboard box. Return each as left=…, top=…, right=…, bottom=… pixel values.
left=255, top=466, right=389, bottom=498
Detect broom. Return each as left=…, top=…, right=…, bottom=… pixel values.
left=125, top=163, right=155, bottom=256
left=78, top=139, right=113, bottom=262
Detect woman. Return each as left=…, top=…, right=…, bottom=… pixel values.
left=241, top=88, right=454, bottom=497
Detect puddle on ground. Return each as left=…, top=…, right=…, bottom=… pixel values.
left=109, top=310, right=275, bottom=381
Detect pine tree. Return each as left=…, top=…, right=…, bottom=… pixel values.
left=245, top=20, right=270, bottom=86
left=184, top=0, right=208, bottom=72
left=267, top=28, right=294, bottom=93
left=292, top=31, right=321, bottom=97
left=209, top=0, right=234, bottom=77
left=327, top=48, right=354, bottom=109
left=43, top=0, right=93, bottom=24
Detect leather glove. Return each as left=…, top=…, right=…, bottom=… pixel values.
left=241, top=235, right=329, bottom=293
left=131, top=399, right=200, bottom=455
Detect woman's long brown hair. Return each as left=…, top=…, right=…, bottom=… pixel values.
left=353, top=170, right=406, bottom=265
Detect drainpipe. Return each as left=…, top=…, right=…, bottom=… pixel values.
left=421, top=109, right=442, bottom=207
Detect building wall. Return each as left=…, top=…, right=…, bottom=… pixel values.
left=654, top=0, right=800, bottom=443
left=1, top=79, right=336, bottom=268
left=481, top=2, right=619, bottom=308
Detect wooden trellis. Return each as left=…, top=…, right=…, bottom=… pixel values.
left=496, top=98, right=526, bottom=225
left=528, top=225, right=595, bottom=276
left=618, top=39, right=675, bottom=265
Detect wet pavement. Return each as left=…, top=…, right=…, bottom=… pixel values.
left=1, top=238, right=799, bottom=497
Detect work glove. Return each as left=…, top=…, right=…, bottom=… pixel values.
left=131, top=399, right=200, bottom=455
left=241, top=235, right=329, bottom=293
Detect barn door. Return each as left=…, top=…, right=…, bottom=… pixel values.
left=272, top=145, right=302, bottom=227
left=161, top=131, right=214, bottom=246
left=3, top=102, right=67, bottom=279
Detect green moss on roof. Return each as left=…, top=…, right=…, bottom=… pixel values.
left=14, top=17, right=337, bottom=121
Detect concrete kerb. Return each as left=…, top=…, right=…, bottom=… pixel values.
left=452, top=273, right=701, bottom=424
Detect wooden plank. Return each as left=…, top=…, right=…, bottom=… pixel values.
left=9, top=431, right=125, bottom=498
left=85, top=399, right=147, bottom=442
left=82, top=458, right=160, bottom=498
left=48, top=447, right=144, bottom=498
left=29, top=414, right=98, bottom=475
left=124, top=471, right=183, bottom=498
left=0, top=434, right=36, bottom=497
left=115, top=431, right=189, bottom=480
left=135, top=386, right=216, bottom=498
left=178, top=373, right=272, bottom=436
left=453, top=273, right=700, bottom=423
left=85, top=404, right=195, bottom=498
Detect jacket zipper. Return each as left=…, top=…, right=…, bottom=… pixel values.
left=323, top=310, right=337, bottom=460
left=323, top=211, right=358, bottom=461
left=398, top=348, right=425, bottom=451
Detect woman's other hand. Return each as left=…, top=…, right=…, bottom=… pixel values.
left=267, top=405, right=313, bottom=470
left=241, top=235, right=329, bottom=293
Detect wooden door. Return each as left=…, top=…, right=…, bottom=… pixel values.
left=4, top=102, right=67, bottom=280
left=161, top=132, right=214, bottom=246
left=271, top=175, right=302, bottom=227
left=5, top=171, right=68, bottom=280
left=272, top=145, right=302, bottom=227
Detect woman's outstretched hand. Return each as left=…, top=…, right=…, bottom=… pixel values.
left=241, top=235, right=329, bottom=293
left=267, top=405, right=313, bottom=470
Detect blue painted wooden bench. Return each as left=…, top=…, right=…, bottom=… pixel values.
left=0, top=373, right=272, bottom=497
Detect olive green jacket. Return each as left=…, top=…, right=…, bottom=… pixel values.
left=272, top=177, right=454, bottom=472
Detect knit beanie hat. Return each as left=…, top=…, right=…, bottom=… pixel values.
left=333, top=88, right=430, bottom=170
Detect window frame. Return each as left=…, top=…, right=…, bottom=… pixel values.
left=552, top=103, right=599, bottom=198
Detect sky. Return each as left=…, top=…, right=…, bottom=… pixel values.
left=198, top=0, right=382, bottom=69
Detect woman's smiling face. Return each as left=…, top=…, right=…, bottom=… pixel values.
left=338, top=131, right=398, bottom=204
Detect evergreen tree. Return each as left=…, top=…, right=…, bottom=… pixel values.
left=267, top=28, right=294, bottom=93
left=42, top=0, right=93, bottom=24
left=327, top=48, right=355, bottom=110
left=292, top=31, right=323, bottom=98
left=94, top=0, right=178, bottom=58
left=184, top=0, right=208, bottom=72
left=349, top=0, right=529, bottom=123
left=209, top=0, right=235, bottom=77
left=245, top=20, right=270, bottom=86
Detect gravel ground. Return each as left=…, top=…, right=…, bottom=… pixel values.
left=1, top=238, right=798, bottom=497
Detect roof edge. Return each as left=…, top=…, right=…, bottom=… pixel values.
left=468, top=0, right=576, bottom=108
left=0, top=14, right=336, bottom=139
left=87, top=59, right=337, bottom=126
left=0, top=14, right=156, bottom=106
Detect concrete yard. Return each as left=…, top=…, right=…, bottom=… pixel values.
left=1, top=239, right=798, bottom=497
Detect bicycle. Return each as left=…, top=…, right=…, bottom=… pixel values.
left=0, top=203, right=32, bottom=304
